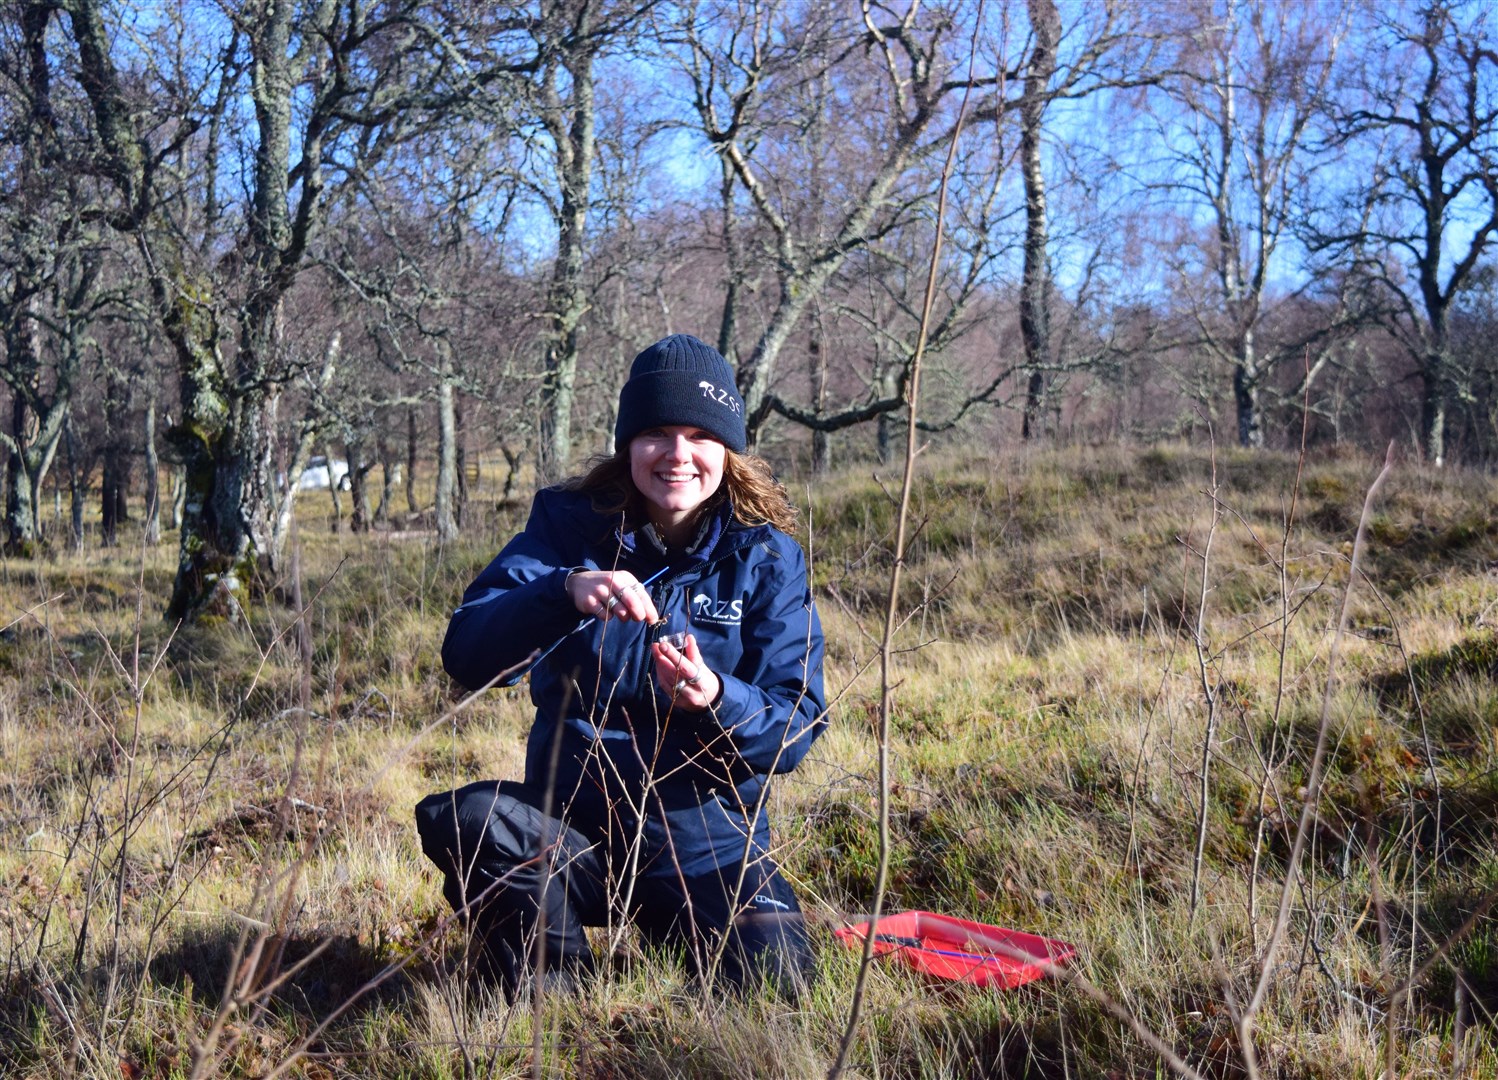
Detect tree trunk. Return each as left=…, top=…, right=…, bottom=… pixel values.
left=270, top=331, right=338, bottom=566
left=101, top=371, right=130, bottom=546
left=537, top=15, right=597, bottom=483
left=324, top=441, right=342, bottom=531
left=65, top=0, right=349, bottom=619
left=1021, top=371, right=1046, bottom=441
left=163, top=420, right=218, bottom=620
left=64, top=416, right=85, bottom=550
left=4, top=315, right=42, bottom=552
left=875, top=360, right=900, bottom=465
left=348, top=437, right=371, bottom=534
left=809, top=337, right=829, bottom=476
left=537, top=267, right=583, bottom=483
left=1422, top=348, right=1448, bottom=466
left=143, top=393, right=161, bottom=544
left=100, top=455, right=126, bottom=546
left=156, top=317, right=271, bottom=617
left=1234, top=329, right=1265, bottom=449
left=406, top=405, right=420, bottom=516
left=1019, top=0, right=1060, bottom=443
left=3, top=406, right=62, bottom=555
left=454, top=395, right=468, bottom=529
left=716, top=154, right=742, bottom=365
left=162, top=316, right=276, bottom=620
left=375, top=433, right=395, bottom=525
left=169, top=388, right=277, bottom=620
left=435, top=373, right=458, bottom=541
left=742, top=271, right=834, bottom=440
left=876, top=413, right=899, bottom=465
left=501, top=445, right=523, bottom=503
left=170, top=466, right=186, bottom=531
left=811, top=430, right=829, bottom=474
left=4, top=412, right=38, bottom=553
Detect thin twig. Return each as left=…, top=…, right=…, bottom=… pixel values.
left=827, top=7, right=983, bottom=1076
left=1190, top=435, right=1224, bottom=918
left=1244, top=443, right=1395, bottom=1026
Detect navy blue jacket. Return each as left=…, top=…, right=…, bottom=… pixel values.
left=441, top=487, right=827, bottom=878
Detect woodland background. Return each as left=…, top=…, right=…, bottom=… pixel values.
left=3, top=0, right=1498, bottom=610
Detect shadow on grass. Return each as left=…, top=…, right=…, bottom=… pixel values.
left=1370, top=630, right=1498, bottom=715
left=0, top=969, right=50, bottom=1076
left=0, top=927, right=415, bottom=1072
left=909, top=1008, right=1071, bottom=1079
left=149, top=922, right=418, bottom=1023
left=906, top=993, right=1251, bottom=1080
left=1406, top=879, right=1498, bottom=1031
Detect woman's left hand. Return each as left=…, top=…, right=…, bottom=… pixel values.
left=651, top=633, right=719, bottom=711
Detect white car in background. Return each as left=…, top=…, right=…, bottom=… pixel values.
left=295, top=456, right=351, bottom=491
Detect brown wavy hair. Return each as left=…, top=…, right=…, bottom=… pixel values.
left=565, top=447, right=798, bottom=534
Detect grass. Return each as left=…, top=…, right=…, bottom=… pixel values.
left=2, top=441, right=1497, bottom=1077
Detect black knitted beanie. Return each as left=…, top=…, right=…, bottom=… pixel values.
left=614, top=334, right=747, bottom=452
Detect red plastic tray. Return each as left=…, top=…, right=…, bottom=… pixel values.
left=834, top=910, right=1076, bottom=989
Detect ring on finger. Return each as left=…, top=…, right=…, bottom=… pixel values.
left=605, top=593, right=621, bottom=611
left=682, top=670, right=702, bottom=686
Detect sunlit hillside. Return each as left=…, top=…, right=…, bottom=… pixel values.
left=2, top=443, right=1495, bottom=1078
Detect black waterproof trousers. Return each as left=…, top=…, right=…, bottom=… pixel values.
left=415, top=780, right=813, bottom=999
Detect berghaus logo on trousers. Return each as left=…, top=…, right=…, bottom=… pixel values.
left=691, top=592, right=743, bottom=625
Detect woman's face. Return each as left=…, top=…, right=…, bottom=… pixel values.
left=629, top=425, right=727, bottom=539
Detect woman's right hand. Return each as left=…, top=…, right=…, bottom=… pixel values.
left=565, top=569, right=660, bottom=624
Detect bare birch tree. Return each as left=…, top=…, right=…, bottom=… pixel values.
left=0, top=0, right=109, bottom=552
left=53, top=0, right=522, bottom=616
left=1146, top=0, right=1349, bottom=449
left=1009, top=0, right=1163, bottom=441
left=499, top=0, right=656, bottom=481
left=1314, top=0, right=1498, bottom=465
left=675, top=0, right=1009, bottom=441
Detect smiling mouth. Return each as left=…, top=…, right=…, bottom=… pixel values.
left=656, top=472, right=698, bottom=483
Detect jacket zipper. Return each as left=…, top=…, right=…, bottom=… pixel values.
left=650, top=582, right=675, bottom=642
left=628, top=536, right=758, bottom=700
